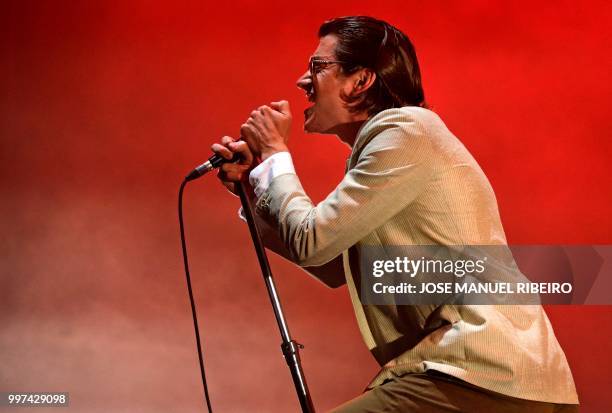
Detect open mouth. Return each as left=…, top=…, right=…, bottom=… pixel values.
left=303, top=85, right=316, bottom=122
left=304, top=80, right=316, bottom=102
left=306, top=88, right=315, bottom=103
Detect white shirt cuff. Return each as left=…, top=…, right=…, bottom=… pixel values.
left=249, top=151, right=295, bottom=199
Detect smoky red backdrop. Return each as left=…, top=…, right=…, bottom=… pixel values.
left=1, top=1, right=611, bottom=412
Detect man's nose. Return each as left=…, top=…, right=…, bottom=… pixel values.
left=296, top=70, right=312, bottom=91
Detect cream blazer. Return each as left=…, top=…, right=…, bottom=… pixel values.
left=254, top=107, right=578, bottom=404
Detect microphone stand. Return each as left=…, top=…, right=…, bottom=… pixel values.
left=235, top=181, right=316, bottom=413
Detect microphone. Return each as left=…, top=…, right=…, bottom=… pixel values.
left=184, top=152, right=241, bottom=182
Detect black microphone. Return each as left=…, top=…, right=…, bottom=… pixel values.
left=184, top=152, right=241, bottom=182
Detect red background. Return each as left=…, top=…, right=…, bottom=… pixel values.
left=1, top=1, right=611, bottom=411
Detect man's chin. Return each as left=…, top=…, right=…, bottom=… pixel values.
left=303, top=110, right=332, bottom=134
left=304, top=122, right=335, bottom=135
left=303, top=122, right=316, bottom=133
left=303, top=114, right=318, bottom=133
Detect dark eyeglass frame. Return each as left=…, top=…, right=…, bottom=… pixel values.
left=308, top=57, right=349, bottom=75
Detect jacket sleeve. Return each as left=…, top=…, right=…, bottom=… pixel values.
left=255, top=113, right=435, bottom=267
left=251, top=210, right=346, bottom=288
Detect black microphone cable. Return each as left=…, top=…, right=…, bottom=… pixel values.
left=178, top=178, right=213, bottom=413
left=178, top=151, right=241, bottom=413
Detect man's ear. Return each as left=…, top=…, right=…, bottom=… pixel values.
left=348, top=68, right=376, bottom=97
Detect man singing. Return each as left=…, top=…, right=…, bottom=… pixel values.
left=211, top=16, right=578, bottom=412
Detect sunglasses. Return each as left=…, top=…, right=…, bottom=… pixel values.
left=308, top=57, right=349, bottom=75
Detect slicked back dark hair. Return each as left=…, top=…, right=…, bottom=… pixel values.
left=318, top=16, right=427, bottom=115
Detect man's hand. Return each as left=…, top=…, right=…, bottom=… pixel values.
left=240, top=100, right=292, bottom=161
left=211, top=136, right=255, bottom=195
